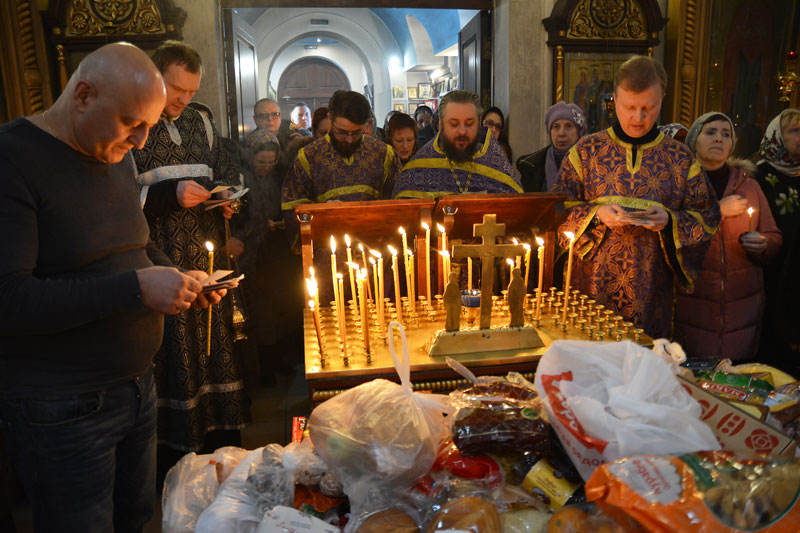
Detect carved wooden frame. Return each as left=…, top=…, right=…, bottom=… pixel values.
left=543, top=0, right=667, bottom=103
left=0, top=0, right=54, bottom=118
left=41, top=0, right=187, bottom=90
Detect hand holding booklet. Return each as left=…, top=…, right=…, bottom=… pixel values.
left=615, top=208, right=654, bottom=227
left=200, top=270, right=244, bottom=293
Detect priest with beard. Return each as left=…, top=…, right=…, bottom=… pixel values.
left=392, top=90, right=522, bottom=198
left=281, top=90, right=401, bottom=247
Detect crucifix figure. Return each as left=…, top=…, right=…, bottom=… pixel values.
left=452, top=214, right=526, bottom=330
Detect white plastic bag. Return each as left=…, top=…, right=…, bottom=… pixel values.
left=162, top=446, right=249, bottom=533
left=533, top=340, right=720, bottom=480
left=308, top=322, right=453, bottom=519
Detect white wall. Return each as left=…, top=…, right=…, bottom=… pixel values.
left=269, top=44, right=367, bottom=93
left=252, top=8, right=402, bottom=121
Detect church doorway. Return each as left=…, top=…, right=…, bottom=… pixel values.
left=276, top=57, right=351, bottom=118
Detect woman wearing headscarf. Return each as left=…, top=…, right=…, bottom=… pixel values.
left=516, top=101, right=587, bottom=192
left=755, top=108, right=800, bottom=372
left=674, top=112, right=781, bottom=361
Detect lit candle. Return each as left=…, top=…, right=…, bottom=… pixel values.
left=406, top=250, right=416, bottom=313
left=440, top=250, right=451, bottom=279
left=370, top=257, right=379, bottom=320
left=330, top=236, right=339, bottom=311
left=347, top=262, right=362, bottom=317
left=345, top=235, right=357, bottom=314
left=506, top=257, right=515, bottom=282
left=205, top=241, right=214, bottom=357
left=437, top=223, right=448, bottom=254
left=512, top=238, right=521, bottom=270
left=370, top=250, right=385, bottom=334
left=562, top=232, right=576, bottom=324
left=308, top=299, right=324, bottom=356
left=523, top=243, right=532, bottom=291
left=389, top=246, right=404, bottom=323
left=422, top=222, right=431, bottom=303
left=399, top=226, right=410, bottom=277
left=468, top=257, right=473, bottom=291
left=358, top=243, right=373, bottom=304
left=337, top=273, right=347, bottom=358
left=308, top=268, right=320, bottom=311
left=535, top=237, right=545, bottom=321
left=357, top=269, right=370, bottom=354
left=747, top=207, right=755, bottom=232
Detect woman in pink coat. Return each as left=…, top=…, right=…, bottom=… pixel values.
left=674, top=112, right=782, bottom=360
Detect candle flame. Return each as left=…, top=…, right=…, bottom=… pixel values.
left=358, top=243, right=365, bottom=252
left=308, top=299, right=315, bottom=310
left=358, top=269, right=367, bottom=279
left=205, top=241, right=214, bottom=252
left=309, top=266, right=315, bottom=279
left=506, top=258, right=515, bottom=267
left=523, top=243, right=531, bottom=251
left=564, top=231, right=576, bottom=241
left=536, top=237, right=545, bottom=246
left=330, top=235, right=336, bottom=253
left=398, top=226, right=406, bottom=235
left=369, top=257, right=376, bottom=265
left=337, top=273, right=343, bottom=280
left=422, top=222, right=430, bottom=230
left=369, top=249, right=382, bottom=258
left=305, top=278, right=317, bottom=295
left=407, top=250, right=414, bottom=257
left=388, top=245, right=398, bottom=256
left=439, top=250, right=450, bottom=258
left=512, top=237, right=519, bottom=245
left=747, top=207, right=754, bottom=216
left=347, top=262, right=360, bottom=269
left=344, top=234, right=351, bottom=247
left=436, top=223, right=445, bottom=233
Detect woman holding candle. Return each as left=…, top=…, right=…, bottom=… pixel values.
left=674, top=112, right=781, bottom=361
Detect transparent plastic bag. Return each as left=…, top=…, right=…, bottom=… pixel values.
left=309, top=322, right=453, bottom=520
left=162, top=446, right=249, bottom=533
left=534, top=340, right=720, bottom=480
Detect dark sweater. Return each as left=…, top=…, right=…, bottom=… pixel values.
left=0, top=119, right=171, bottom=396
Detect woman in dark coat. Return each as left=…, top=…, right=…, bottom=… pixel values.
left=674, top=112, right=781, bottom=360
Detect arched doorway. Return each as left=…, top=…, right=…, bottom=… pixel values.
left=276, top=57, right=350, bottom=117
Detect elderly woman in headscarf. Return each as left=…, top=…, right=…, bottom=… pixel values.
left=674, top=112, right=781, bottom=361
left=755, top=108, right=800, bottom=372
left=516, top=101, right=587, bottom=192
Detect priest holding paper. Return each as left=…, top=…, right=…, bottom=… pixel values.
left=132, top=42, right=248, bottom=466
left=553, top=56, right=720, bottom=338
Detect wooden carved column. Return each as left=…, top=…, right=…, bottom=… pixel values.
left=663, top=0, right=712, bottom=126
left=0, top=0, right=54, bottom=119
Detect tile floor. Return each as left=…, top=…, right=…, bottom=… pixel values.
left=11, top=358, right=311, bottom=533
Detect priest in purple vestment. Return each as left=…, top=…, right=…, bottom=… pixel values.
left=553, top=56, right=721, bottom=338
left=392, top=90, right=522, bottom=198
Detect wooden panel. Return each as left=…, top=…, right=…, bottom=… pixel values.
left=459, top=11, right=491, bottom=110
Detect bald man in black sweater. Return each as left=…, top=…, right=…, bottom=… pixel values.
left=0, top=42, right=225, bottom=532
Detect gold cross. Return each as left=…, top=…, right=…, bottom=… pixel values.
left=452, top=214, right=526, bottom=329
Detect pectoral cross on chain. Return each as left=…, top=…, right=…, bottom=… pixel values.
left=452, top=214, right=526, bottom=330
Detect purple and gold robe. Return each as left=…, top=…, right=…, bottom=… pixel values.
left=281, top=134, right=400, bottom=246
left=392, top=129, right=522, bottom=198
left=553, top=128, right=720, bottom=338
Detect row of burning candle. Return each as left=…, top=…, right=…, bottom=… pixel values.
left=302, top=226, right=583, bottom=357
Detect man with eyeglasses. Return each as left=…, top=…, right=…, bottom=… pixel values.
left=281, top=90, right=401, bottom=248
left=393, top=90, right=522, bottom=199
left=244, top=98, right=281, bottom=151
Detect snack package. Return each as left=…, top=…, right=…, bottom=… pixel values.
left=545, top=503, right=640, bottom=533
left=425, top=495, right=502, bottom=533
left=585, top=451, right=800, bottom=532
left=309, top=323, right=453, bottom=520
left=162, top=447, right=249, bottom=533
left=714, top=360, right=797, bottom=388
left=534, top=341, right=720, bottom=480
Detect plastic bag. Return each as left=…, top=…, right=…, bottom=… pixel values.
left=534, top=340, right=720, bottom=480
left=586, top=451, right=800, bottom=532
left=162, top=446, right=249, bottom=533
left=309, top=322, right=453, bottom=520
left=195, top=447, right=265, bottom=533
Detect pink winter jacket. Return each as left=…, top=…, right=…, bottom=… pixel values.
left=674, top=161, right=782, bottom=360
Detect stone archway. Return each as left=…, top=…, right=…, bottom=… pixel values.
left=277, top=56, right=351, bottom=116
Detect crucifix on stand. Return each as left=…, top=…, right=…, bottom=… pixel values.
left=452, top=214, right=526, bottom=330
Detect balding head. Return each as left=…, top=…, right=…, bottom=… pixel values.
left=59, top=42, right=165, bottom=163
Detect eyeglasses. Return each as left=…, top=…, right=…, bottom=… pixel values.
left=255, top=112, right=281, bottom=120
left=482, top=120, right=503, bottom=130
left=332, top=126, right=365, bottom=141
left=255, top=161, right=277, bottom=168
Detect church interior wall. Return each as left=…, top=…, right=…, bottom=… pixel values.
left=269, top=43, right=367, bottom=98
